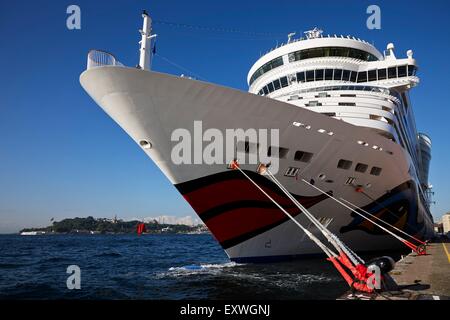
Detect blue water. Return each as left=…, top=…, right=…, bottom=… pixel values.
left=0, top=234, right=347, bottom=299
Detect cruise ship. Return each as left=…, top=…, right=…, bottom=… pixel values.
left=80, top=12, right=434, bottom=262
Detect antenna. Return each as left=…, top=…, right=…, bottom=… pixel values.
left=304, top=27, right=323, bottom=39
left=139, top=10, right=158, bottom=70
left=287, top=32, right=296, bottom=43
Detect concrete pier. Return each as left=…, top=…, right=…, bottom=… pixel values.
left=340, top=240, right=450, bottom=300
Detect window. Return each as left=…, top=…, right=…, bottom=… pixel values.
left=322, top=112, right=336, bottom=117
left=337, top=159, right=353, bottom=170
left=355, top=163, right=368, bottom=173
left=249, top=56, right=284, bottom=85
left=388, top=67, right=397, bottom=79
left=258, top=89, right=264, bottom=95
left=268, top=146, right=289, bottom=159
left=342, top=70, right=351, bottom=81
left=350, top=71, right=357, bottom=82
left=317, top=92, right=329, bottom=98
left=285, top=167, right=300, bottom=177
left=273, top=79, right=281, bottom=90
left=398, top=65, right=407, bottom=77
left=315, top=69, right=324, bottom=81
left=306, top=70, right=315, bottom=82
left=378, top=68, right=387, bottom=80
left=408, top=65, right=417, bottom=76
left=288, top=47, right=378, bottom=63
left=368, top=70, right=377, bottom=81
left=267, top=82, right=274, bottom=93
left=306, top=101, right=322, bottom=107
left=334, top=69, right=343, bottom=81
left=325, top=69, right=333, bottom=80
left=297, top=71, right=306, bottom=83
left=294, top=151, right=313, bottom=163
left=338, top=102, right=356, bottom=106
left=370, top=167, right=382, bottom=176
left=280, top=76, right=288, bottom=87
left=262, top=86, right=269, bottom=95
left=357, top=71, right=368, bottom=83
left=340, top=94, right=356, bottom=97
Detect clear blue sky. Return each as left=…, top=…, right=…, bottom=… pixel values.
left=1, top=0, right=450, bottom=233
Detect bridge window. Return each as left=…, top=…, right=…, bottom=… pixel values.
left=334, top=69, right=343, bottom=81
left=325, top=69, right=334, bottom=80
left=368, top=70, right=377, bottom=81
left=267, top=82, right=274, bottom=93
left=378, top=68, right=387, bottom=80
left=315, top=69, right=324, bottom=81
left=398, top=65, right=407, bottom=77
left=262, top=86, right=269, bottom=95
left=280, top=76, right=288, bottom=87
left=273, top=79, right=281, bottom=90
left=408, top=65, right=417, bottom=76
left=306, top=70, right=315, bottom=82
left=342, top=70, right=351, bottom=81
left=357, top=71, right=368, bottom=83
left=297, top=71, right=306, bottom=83
left=388, top=67, right=397, bottom=79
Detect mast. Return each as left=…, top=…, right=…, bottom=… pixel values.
left=139, top=10, right=157, bottom=70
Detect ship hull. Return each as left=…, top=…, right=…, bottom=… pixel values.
left=80, top=66, right=434, bottom=262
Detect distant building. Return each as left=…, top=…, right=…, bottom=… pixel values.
left=434, top=222, right=443, bottom=234
left=143, top=215, right=201, bottom=226
left=443, top=213, right=450, bottom=234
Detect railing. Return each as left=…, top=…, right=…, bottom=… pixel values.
left=87, top=49, right=124, bottom=70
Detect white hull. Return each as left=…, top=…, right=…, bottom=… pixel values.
left=80, top=66, right=434, bottom=262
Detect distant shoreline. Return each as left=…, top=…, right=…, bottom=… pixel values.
left=18, top=216, right=209, bottom=236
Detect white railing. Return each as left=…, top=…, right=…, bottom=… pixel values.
left=87, top=49, right=124, bottom=69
